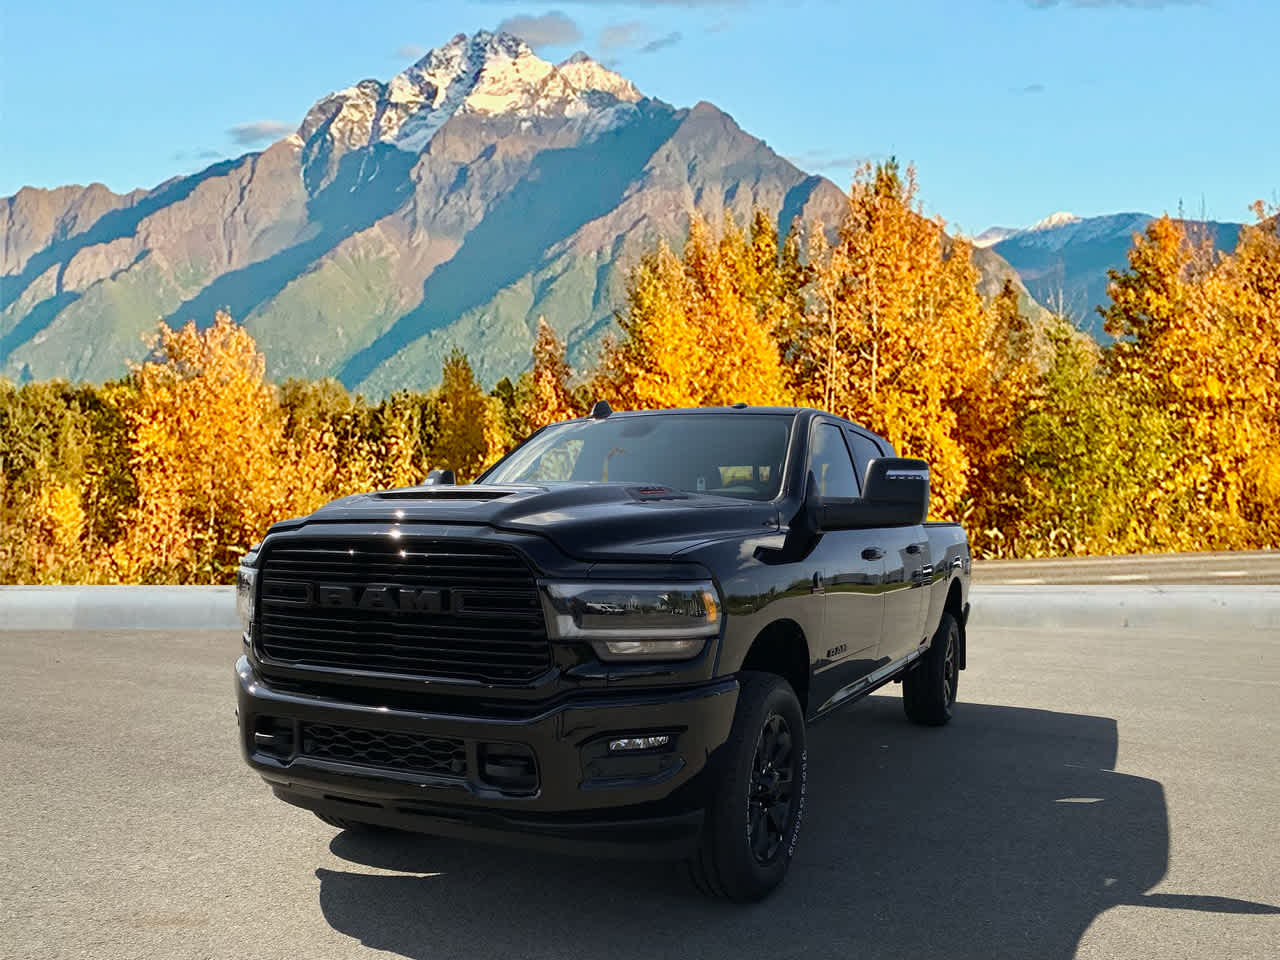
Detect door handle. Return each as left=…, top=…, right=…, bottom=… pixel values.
left=906, top=543, right=921, bottom=555
left=861, top=547, right=884, bottom=561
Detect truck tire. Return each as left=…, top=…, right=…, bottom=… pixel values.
left=903, top=610, right=960, bottom=726
left=688, top=671, right=807, bottom=902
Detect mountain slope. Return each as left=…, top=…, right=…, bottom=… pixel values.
left=1, top=30, right=1046, bottom=392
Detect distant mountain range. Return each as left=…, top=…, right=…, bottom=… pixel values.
left=1, top=30, right=1048, bottom=393
left=976, top=211, right=1244, bottom=337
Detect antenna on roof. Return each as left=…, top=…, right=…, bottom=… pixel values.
left=590, top=400, right=612, bottom=420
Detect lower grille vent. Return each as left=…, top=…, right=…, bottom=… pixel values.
left=300, top=722, right=467, bottom=780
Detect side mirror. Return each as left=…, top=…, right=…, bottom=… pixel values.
left=816, top=457, right=930, bottom=531
left=422, top=468, right=455, bottom=486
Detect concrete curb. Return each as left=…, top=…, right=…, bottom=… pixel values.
left=1, top=584, right=1278, bottom=632
left=970, top=585, right=1280, bottom=632
left=0, top=586, right=237, bottom=631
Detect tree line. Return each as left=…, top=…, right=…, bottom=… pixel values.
left=2, top=162, right=1276, bottom=583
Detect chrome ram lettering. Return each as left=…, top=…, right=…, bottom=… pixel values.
left=263, top=580, right=445, bottom=613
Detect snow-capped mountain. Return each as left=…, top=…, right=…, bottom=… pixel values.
left=556, top=51, right=643, bottom=107
left=1026, top=210, right=1081, bottom=232
left=300, top=33, right=642, bottom=152
left=984, top=211, right=1243, bottom=333
left=298, top=33, right=643, bottom=188
left=973, top=226, right=1020, bottom=248
left=1, top=30, right=1039, bottom=391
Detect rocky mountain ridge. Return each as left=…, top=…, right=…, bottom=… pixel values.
left=1, top=30, right=1042, bottom=393
left=983, top=211, right=1244, bottom=332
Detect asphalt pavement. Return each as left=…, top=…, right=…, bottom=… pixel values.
left=1, top=616, right=1277, bottom=959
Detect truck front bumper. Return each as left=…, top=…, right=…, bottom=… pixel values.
left=235, top=657, right=738, bottom=859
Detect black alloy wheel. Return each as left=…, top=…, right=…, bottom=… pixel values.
left=749, top=713, right=797, bottom=864
left=942, top=626, right=958, bottom=708
left=903, top=610, right=961, bottom=726
left=688, top=671, right=807, bottom=901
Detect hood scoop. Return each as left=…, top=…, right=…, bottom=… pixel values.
left=625, top=485, right=689, bottom=501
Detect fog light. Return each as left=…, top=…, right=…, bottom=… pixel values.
left=608, top=735, right=671, bottom=752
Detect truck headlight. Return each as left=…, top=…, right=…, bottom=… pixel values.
left=236, top=564, right=258, bottom=638
left=540, top=581, right=721, bottom=661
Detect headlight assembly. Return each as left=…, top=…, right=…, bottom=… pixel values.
left=540, top=581, right=721, bottom=661
left=235, top=563, right=258, bottom=638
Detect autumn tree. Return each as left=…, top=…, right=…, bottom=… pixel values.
left=514, top=317, right=580, bottom=436
left=1100, top=216, right=1243, bottom=548
left=0, top=379, right=136, bottom=582
left=953, top=278, right=1043, bottom=554
left=597, top=214, right=789, bottom=410
left=111, top=312, right=291, bottom=582
left=1219, top=205, right=1280, bottom=542
left=783, top=162, right=996, bottom=520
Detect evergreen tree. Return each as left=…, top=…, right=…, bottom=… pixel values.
left=430, top=348, right=505, bottom=482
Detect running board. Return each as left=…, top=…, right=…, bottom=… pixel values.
left=816, top=647, right=925, bottom=715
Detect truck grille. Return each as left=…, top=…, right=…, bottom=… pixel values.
left=300, top=721, right=467, bottom=779
left=256, top=538, right=551, bottom=684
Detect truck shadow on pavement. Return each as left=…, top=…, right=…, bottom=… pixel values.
left=315, top=695, right=1278, bottom=960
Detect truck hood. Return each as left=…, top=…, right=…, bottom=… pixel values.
left=269, top=483, right=780, bottom=560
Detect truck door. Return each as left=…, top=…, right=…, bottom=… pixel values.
left=875, top=524, right=931, bottom=663
left=846, top=429, right=930, bottom=664
left=806, top=422, right=886, bottom=712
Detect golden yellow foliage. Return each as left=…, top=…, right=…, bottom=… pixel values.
left=111, top=311, right=293, bottom=582
left=22, top=481, right=87, bottom=582
left=1099, top=210, right=1280, bottom=549
left=518, top=317, right=580, bottom=433
left=3, top=175, right=1277, bottom=581
left=598, top=215, right=788, bottom=410
left=784, top=162, right=994, bottom=521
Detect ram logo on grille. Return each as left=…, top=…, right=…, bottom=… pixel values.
left=256, top=538, right=550, bottom=684
left=265, top=580, right=447, bottom=613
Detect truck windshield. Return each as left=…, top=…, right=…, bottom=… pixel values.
left=480, top=413, right=793, bottom=501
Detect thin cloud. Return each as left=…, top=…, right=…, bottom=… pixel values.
left=172, top=149, right=224, bottom=165
left=496, top=11, right=583, bottom=49
left=228, top=121, right=294, bottom=146
left=396, top=44, right=427, bottom=60
left=1014, top=83, right=1047, bottom=94
left=1026, top=0, right=1201, bottom=7
left=600, top=21, right=648, bottom=51
left=639, top=30, right=682, bottom=53
left=600, top=21, right=682, bottom=54
left=787, top=149, right=880, bottom=173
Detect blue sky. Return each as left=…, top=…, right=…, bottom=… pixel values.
left=1, top=0, right=1275, bottom=232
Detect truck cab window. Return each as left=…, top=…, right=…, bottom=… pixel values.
left=847, top=431, right=883, bottom=487
left=809, top=424, right=860, bottom=498
left=483, top=413, right=792, bottom=501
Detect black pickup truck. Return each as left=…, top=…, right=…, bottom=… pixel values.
left=235, top=405, right=971, bottom=900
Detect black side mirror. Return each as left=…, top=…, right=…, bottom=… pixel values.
left=816, top=457, right=930, bottom=531
left=422, top=468, right=455, bottom=486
